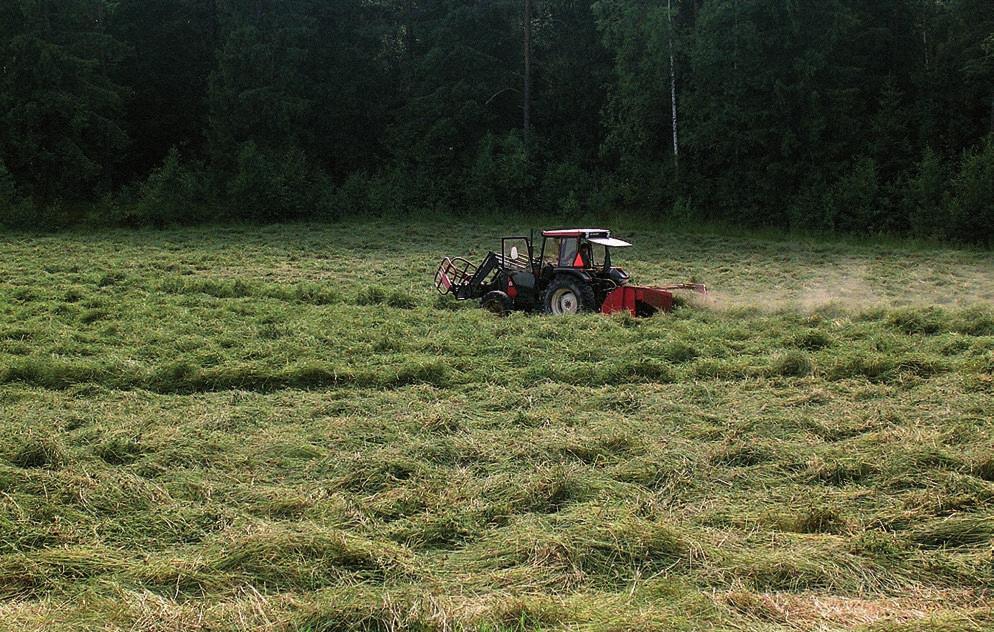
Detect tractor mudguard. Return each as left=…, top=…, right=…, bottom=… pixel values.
left=547, top=268, right=594, bottom=284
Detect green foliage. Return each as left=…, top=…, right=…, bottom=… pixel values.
left=538, top=162, right=594, bottom=215
left=227, top=142, right=333, bottom=222
left=0, top=0, right=128, bottom=200
left=333, top=169, right=409, bottom=217
left=0, top=0, right=993, bottom=242
left=906, top=147, right=950, bottom=238
left=946, top=138, right=994, bottom=244
left=109, top=0, right=219, bottom=178
left=0, top=159, right=34, bottom=228
left=134, top=148, right=215, bottom=226
left=468, top=132, right=533, bottom=213
left=0, top=159, right=16, bottom=204
left=822, top=157, right=882, bottom=233
left=207, top=12, right=313, bottom=162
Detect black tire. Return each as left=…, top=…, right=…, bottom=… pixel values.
left=542, top=276, right=596, bottom=315
left=481, top=290, right=514, bottom=316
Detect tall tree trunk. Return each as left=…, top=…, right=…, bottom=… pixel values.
left=523, top=0, right=532, bottom=142
left=922, top=26, right=928, bottom=70
left=667, top=0, right=679, bottom=175
left=406, top=0, right=415, bottom=60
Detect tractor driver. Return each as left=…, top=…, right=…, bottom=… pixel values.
left=573, top=242, right=593, bottom=268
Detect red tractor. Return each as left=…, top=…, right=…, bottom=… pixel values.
left=434, top=228, right=706, bottom=316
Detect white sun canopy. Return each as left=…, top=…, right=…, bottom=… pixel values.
left=588, top=236, right=632, bottom=247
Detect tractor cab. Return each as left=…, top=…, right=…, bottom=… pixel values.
left=538, top=228, right=630, bottom=276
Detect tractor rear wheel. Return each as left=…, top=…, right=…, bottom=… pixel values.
left=481, top=290, right=513, bottom=316
left=543, top=276, right=596, bottom=315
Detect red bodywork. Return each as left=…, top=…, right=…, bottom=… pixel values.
left=601, top=283, right=708, bottom=316
left=601, top=286, right=673, bottom=316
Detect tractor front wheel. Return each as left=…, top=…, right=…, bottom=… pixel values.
left=543, top=276, right=596, bottom=315
left=481, top=290, right=514, bottom=316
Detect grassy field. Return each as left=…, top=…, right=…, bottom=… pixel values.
left=1, top=218, right=993, bottom=631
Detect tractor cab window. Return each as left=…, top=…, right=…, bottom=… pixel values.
left=591, top=243, right=608, bottom=268
left=502, top=237, right=531, bottom=270
left=542, top=239, right=557, bottom=267
left=556, top=238, right=578, bottom=267
left=542, top=238, right=568, bottom=267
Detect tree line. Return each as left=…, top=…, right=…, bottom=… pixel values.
left=1, top=0, right=992, bottom=242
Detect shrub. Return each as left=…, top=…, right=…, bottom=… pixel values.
left=227, top=142, right=333, bottom=223
left=332, top=171, right=369, bottom=215
left=331, top=169, right=405, bottom=217
left=822, top=157, right=881, bottom=232
left=905, top=147, right=949, bottom=238
left=467, top=131, right=533, bottom=213
left=538, top=161, right=593, bottom=215
left=0, top=159, right=15, bottom=199
left=0, top=159, right=39, bottom=229
left=946, top=137, right=994, bottom=244
left=134, top=148, right=215, bottom=226
left=364, top=168, right=406, bottom=216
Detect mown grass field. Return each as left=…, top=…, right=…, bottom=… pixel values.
left=1, top=218, right=993, bottom=631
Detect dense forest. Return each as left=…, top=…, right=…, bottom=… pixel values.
left=1, top=0, right=992, bottom=242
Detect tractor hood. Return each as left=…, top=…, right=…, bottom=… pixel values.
left=588, top=236, right=632, bottom=247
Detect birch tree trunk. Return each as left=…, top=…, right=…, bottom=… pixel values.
left=667, top=0, right=679, bottom=175
left=523, top=0, right=532, bottom=142
left=406, top=0, right=415, bottom=61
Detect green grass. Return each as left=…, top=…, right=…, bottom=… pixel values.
left=0, top=218, right=993, bottom=630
